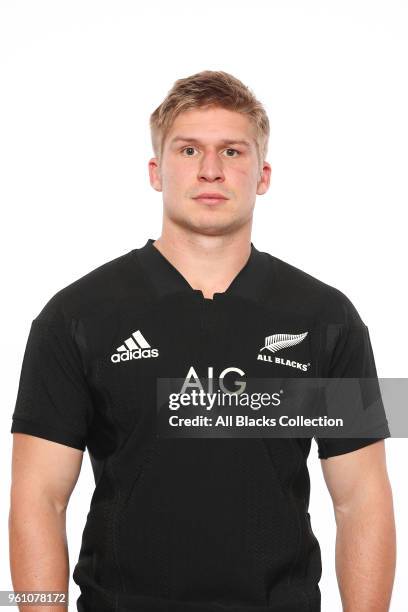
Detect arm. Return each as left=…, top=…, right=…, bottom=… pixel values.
left=9, top=433, right=83, bottom=612
left=321, top=440, right=396, bottom=612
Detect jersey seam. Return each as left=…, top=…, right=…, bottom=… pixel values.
left=285, top=443, right=313, bottom=611
left=93, top=357, right=125, bottom=609
left=30, top=315, right=95, bottom=433
left=106, top=454, right=124, bottom=612
left=131, top=249, right=161, bottom=301
left=11, top=415, right=86, bottom=441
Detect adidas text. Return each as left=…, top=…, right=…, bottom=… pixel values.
left=111, top=329, right=158, bottom=363
left=111, top=348, right=159, bottom=363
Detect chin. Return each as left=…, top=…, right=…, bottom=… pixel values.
left=179, top=216, right=245, bottom=237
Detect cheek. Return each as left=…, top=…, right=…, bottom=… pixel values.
left=163, top=161, right=195, bottom=188
left=231, top=166, right=258, bottom=190
left=161, top=173, right=183, bottom=193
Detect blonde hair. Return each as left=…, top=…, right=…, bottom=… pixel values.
left=150, top=70, right=270, bottom=167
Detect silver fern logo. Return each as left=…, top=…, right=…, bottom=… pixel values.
left=257, top=332, right=311, bottom=371
left=262, top=332, right=308, bottom=353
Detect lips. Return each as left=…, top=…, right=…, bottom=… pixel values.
left=193, top=193, right=228, bottom=204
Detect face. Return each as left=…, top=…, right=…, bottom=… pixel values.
left=149, top=106, right=271, bottom=237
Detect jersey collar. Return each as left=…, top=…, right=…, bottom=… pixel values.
left=134, top=238, right=272, bottom=302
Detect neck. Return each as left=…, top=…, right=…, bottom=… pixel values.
left=152, top=223, right=253, bottom=299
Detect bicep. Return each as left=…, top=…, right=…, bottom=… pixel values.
left=11, top=433, right=84, bottom=513
left=320, top=439, right=389, bottom=512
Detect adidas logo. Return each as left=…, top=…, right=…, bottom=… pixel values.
left=110, top=330, right=159, bottom=363
left=257, top=332, right=310, bottom=371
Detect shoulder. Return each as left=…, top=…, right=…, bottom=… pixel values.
left=33, top=249, right=144, bottom=326
left=261, top=250, right=365, bottom=326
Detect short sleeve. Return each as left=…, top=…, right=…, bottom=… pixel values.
left=11, top=299, right=94, bottom=451
left=316, top=294, right=390, bottom=459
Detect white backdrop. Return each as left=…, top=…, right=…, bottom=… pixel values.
left=1, top=1, right=407, bottom=610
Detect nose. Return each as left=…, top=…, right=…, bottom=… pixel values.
left=197, top=150, right=225, bottom=182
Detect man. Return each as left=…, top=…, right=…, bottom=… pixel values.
left=9, top=71, right=395, bottom=612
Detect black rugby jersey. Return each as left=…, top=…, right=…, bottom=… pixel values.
left=11, top=238, right=390, bottom=612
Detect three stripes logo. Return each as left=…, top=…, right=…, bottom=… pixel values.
left=257, top=332, right=310, bottom=371
left=111, top=330, right=159, bottom=363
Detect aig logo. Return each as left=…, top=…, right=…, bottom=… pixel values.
left=180, top=366, right=247, bottom=394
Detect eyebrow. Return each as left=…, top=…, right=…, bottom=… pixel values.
left=169, top=136, right=252, bottom=148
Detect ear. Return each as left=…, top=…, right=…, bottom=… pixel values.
left=148, top=157, right=162, bottom=192
left=256, top=161, right=272, bottom=196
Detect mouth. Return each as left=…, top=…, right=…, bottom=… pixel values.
left=192, top=193, right=229, bottom=205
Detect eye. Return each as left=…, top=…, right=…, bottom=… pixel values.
left=223, top=148, right=240, bottom=157
left=182, top=146, right=198, bottom=157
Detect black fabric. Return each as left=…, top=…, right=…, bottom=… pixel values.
left=315, top=294, right=390, bottom=458
left=11, top=317, right=94, bottom=451
left=11, top=238, right=389, bottom=611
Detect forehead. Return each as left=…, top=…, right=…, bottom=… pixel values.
left=165, top=107, right=257, bottom=146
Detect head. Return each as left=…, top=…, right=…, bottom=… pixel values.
left=148, top=70, right=271, bottom=238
